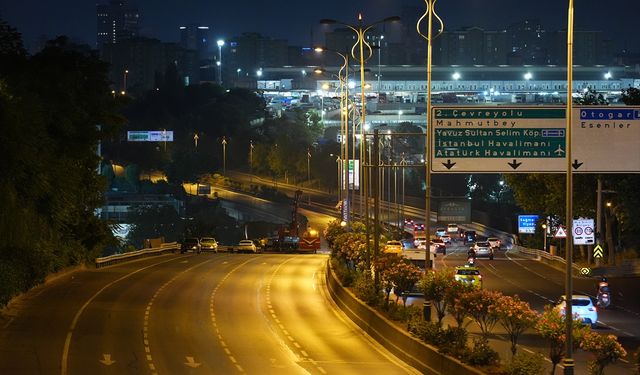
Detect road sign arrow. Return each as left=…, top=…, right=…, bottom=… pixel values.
left=593, top=244, right=604, bottom=258
left=184, top=356, right=201, bottom=368
left=99, top=354, right=116, bottom=366
left=442, top=159, right=456, bottom=170
left=508, top=159, right=522, bottom=170
left=572, top=159, right=584, bottom=170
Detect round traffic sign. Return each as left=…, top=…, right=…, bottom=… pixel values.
left=585, top=227, right=593, bottom=235
left=574, top=227, right=583, bottom=235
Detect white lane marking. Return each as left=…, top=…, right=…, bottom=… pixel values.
left=60, top=256, right=188, bottom=375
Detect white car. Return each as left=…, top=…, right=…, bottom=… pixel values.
left=440, top=235, right=452, bottom=245
left=487, top=237, right=501, bottom=249
left=235, top=239, right=258, bottom=253
left=414, top=236, right=427, bottom=249
left=555, top=295, right=598, bottom=328
left=472, top=241, right=494, bottom=260
left=435, top=227, right=447, bottom=237
left=447, top=223, right=458, bottom=233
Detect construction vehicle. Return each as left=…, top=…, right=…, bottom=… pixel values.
left=274, top=190, right=319, bottom=253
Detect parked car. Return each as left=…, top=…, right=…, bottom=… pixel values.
left=235, top=239, right=258, bottom=253
left=200, top=237, right=218, bottom=252
left=555, top=295, right=598, bottom=328
left=181, top=238, right=201, bottom=254
left=472, top=241, right=494, bottom=260
left=487, top=237, right=501, bottom=249
left=384, top=240, right=403, bottom=254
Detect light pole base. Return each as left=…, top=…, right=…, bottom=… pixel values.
left=562, top=358, right=574, bottom=375
left=423, top=301, right=431, bottom=322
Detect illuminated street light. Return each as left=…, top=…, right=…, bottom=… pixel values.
left=123, top=69, right=129, bottom=93
left=524, top=72, right=533, bottom=80
left=417, top=0, right=444, bottom=272
left=452, top=72, right=460, bottom=80
left=323, top=13, right=400, bottom=269
left=604, top=71, right=612, bottom=80
left=256, top=68, right=263, bottom=77
left=217, top=39, right=225, bottom=85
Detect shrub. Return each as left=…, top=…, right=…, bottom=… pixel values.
left=465, top=337, right=500, bottom=366
left=439, top=326, right=468, bottom=359
left=382, top=302, right=420, bottom=322
left=353, top=271, right=381, bottom=306
left=506, top=352, right=545, bottom=375
left=330, top=258, right=354, bottom=287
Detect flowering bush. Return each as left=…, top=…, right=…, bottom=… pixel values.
left=418, top=267, right=456, bottom=325
left=492, top=294, right=539, bottom=355
left=580, top=332, right=627, bottom=375
left=535, top=305, right=590, bottom=375
left=458, top=288, right=502, bottom=336
left=446, top=281, right=474, bottom=327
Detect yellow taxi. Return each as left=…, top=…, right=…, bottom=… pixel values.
left=383, top=240, right=404, bottom=255
left=454, top=265, right=483, bottom=288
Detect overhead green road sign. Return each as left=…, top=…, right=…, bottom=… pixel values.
left=430, top=106, right=640, bottom=173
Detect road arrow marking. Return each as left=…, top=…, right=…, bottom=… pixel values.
left=99, top=354, right=115, bottom=366
left=508, top=159, right=522, bottom=170
left=441, top=159, right=456, bottom=170
left=185, top=356, right=201, bottom=368
left=572, top=159, right=584, bottom=170
left=593, top=244, right=604, bottom=258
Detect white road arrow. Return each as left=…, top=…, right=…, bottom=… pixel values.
left=184, top=356, right=201, bottom=368
left=99, top=354, right=116, bottom=366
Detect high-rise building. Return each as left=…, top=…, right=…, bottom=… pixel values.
left=96, top=0, right=140, bottom=48
left=179, top=25, right=215, bottom=84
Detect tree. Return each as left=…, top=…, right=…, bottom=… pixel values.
left=535, top=305, right=590, bottom=375
left=491, top=294, right=539, bottom=355
left=418, top=268, right=456, bottom=325
left=574, top=88, right=608, bottom=105
left=459, top=289, right=502, bottom=337
left=446, top=281, right=475, bottom=327
left=387, top=259, right=422, bottom=306
left=621, top=87, right=640, bottom=105
left=580, top=332, right=627, bottom=375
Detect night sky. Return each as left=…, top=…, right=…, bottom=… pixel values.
left=1, top=0, right=637, bottom=53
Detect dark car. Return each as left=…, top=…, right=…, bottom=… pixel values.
left=464, top=230, right=477, bottom=245
left=181, top=238, right=201, bottom=254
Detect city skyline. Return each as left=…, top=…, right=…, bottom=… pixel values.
left=1, top=0, right=637, bottom=54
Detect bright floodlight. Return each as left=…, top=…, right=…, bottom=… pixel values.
left=604, top=71, right=612, bottom=79
left=217, top=39, right=225, bottom=47
left=452, top=72, right=461, bottom=80
left=524, top=72, right=533, bottom=80
left=256, top=69, right=262, bottom=77
left=348, top=81, right=356, bottom=89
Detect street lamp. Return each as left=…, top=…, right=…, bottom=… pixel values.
left=221, top=136, right=227, bottom=175
left=524, top=72, right=533, bottom=81
left=320, top=14, right=400, bottom=268
left=237, top=68, right=242, bottom=78
left=307, top=148, right=311, bottom=204
left=217, top=39, right=225, bottom=85
left=604, top=71, right=612, bottom=80
left=398, top=110, right=403, bottom=125
left=417, top=0, right=444, bottom=271
left=541, top=222, right=548, bottom=251
left=123, top=69, right=129, bottom=93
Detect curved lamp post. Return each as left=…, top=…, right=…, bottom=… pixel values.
left=320, top=14, right=400, bottom=271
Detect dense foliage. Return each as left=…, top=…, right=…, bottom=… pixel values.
left=0, top=21, right=122, bottom=306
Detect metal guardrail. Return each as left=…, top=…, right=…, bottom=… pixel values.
left=95, top=242, right=179, bottom=268
left=512, top=245, right=582, bottom=274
